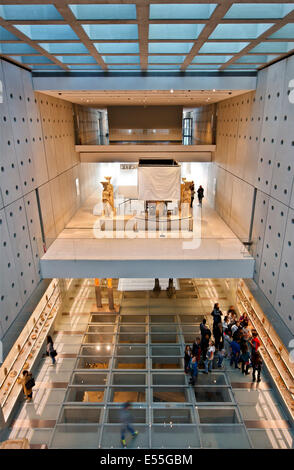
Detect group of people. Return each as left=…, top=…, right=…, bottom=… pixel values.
left=184, top=303, right=263, bottom=384
left=18, top=335, right=57, bottom=402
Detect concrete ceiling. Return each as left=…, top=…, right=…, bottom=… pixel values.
left=39, top=88, right=248, bottom=106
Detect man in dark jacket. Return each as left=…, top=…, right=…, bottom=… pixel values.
left=192, top=337, right=201, bottom=361
left=197, top=185, right=204, bottom=205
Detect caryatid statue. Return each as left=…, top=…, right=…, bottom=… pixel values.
left=101, top=176, right=115, bottom=216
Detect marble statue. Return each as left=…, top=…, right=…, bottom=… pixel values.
left=101, top=176, right=115, bottom=216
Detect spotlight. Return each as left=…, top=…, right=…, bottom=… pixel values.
left=96, top=345, right=100, bottom=351
left=170, top=89, right=174, bottom=93
left=106, top=345, right=111, bottom=351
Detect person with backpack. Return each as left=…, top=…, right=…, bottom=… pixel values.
left=47, top=335, right=57, bottom=365
left=18, top=370, right=35, bottom=402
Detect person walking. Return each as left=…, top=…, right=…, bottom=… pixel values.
left=204, top=340, right=215, bottom=373
left=47, top=335, right=57, bottom=365
left=184, top=345, right=192, bottom=374
left=197, top=185, right=204, bottom=205
left=251, top=350, right=262, bottom=383
left=17, top=370, right=35, bottom=402
left=120, top=402, right=139, bottom=448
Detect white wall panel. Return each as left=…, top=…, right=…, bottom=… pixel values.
left=0, top=209, right=23, bottom=337
left=274, top=208, right=294, bottom=334
left=0, top=62, right=22, bottom=208
left=4, top=199, right=39, bottom=305
left=215, top=55, right=294, bottom=338
left=23, top=191, right=44, bottom=277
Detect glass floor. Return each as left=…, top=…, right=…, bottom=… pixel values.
left=7, top=279, right=294, bottom=449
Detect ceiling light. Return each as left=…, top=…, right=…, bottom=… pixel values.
left=170, top=89, right=174, bottom=93
left=213, top=89, right=216, bottom=92
left=96, top=345, right=100, bottom=351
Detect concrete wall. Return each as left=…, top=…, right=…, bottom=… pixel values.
left=214, top=55, right=294, bottom=335
left=0, top=60, right=98, bottom=341
left=194, top=104, right=216, bottom=145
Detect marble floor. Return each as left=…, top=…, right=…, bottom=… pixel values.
left=5, top=278, right=293, bottom=449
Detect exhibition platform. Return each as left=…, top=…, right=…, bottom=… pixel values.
left=40, top=191, right=254, bottom=279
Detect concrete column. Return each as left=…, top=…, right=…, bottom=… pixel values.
left=107, top=278, right=114, bottom=311
left=94, top=278, right=102, bottom=308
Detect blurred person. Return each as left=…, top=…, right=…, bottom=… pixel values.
left=120, top=402, right=139, bottom=448
left=230, top=339, right=241, bottom=369
left=189, top=355, right=198, bottom=385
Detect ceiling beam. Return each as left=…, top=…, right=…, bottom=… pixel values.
left=0, top=16, right=69, bottom=70
left=220, top=9, right=294, bottom=69
left=136, top=3, right=149, bottom=70
left=54, top=1, right=107, bottom=70
left=181, top=2, right=234, bottom=70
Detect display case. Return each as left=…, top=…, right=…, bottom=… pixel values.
left=0, top=279, right=62, bottom=423
left=236, top=280, right=294, bottom=421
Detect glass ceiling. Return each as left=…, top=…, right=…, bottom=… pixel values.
left=0, top=2, right=293, bottom=72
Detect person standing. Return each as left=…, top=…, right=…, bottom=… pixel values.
left=204, top=340, right=215, bottom=374
left=211, top=303, right=222, bottom=338
left=192, top=337, right=201, bottom=362
left=200, top=318, right=211, bottom=339
left=250, top=330, right=261, bottom=354
left=230, top=339, right=241, bottom=369
left=197, top=185, right=204, bottom=205
left=184, top=345, right=192, bottom=374
left=201, top=332, right=210, bottom=363
left=189, top=355, right=198, bottom=385
left=214, top=322, right=224, bottom=350
left=120, top=402, right=139, bottom=448
left=240, top=343, right=250, bottom=375
left=18, top=370, right=34, bottom=402
left=190, top=182, right=195, bottom=208
left=47, top=335, right=57, bottom=365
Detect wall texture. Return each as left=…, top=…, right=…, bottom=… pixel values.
left=0, top=60, right=98, bottom=341
left=214, top=55, right=294, bottom=335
